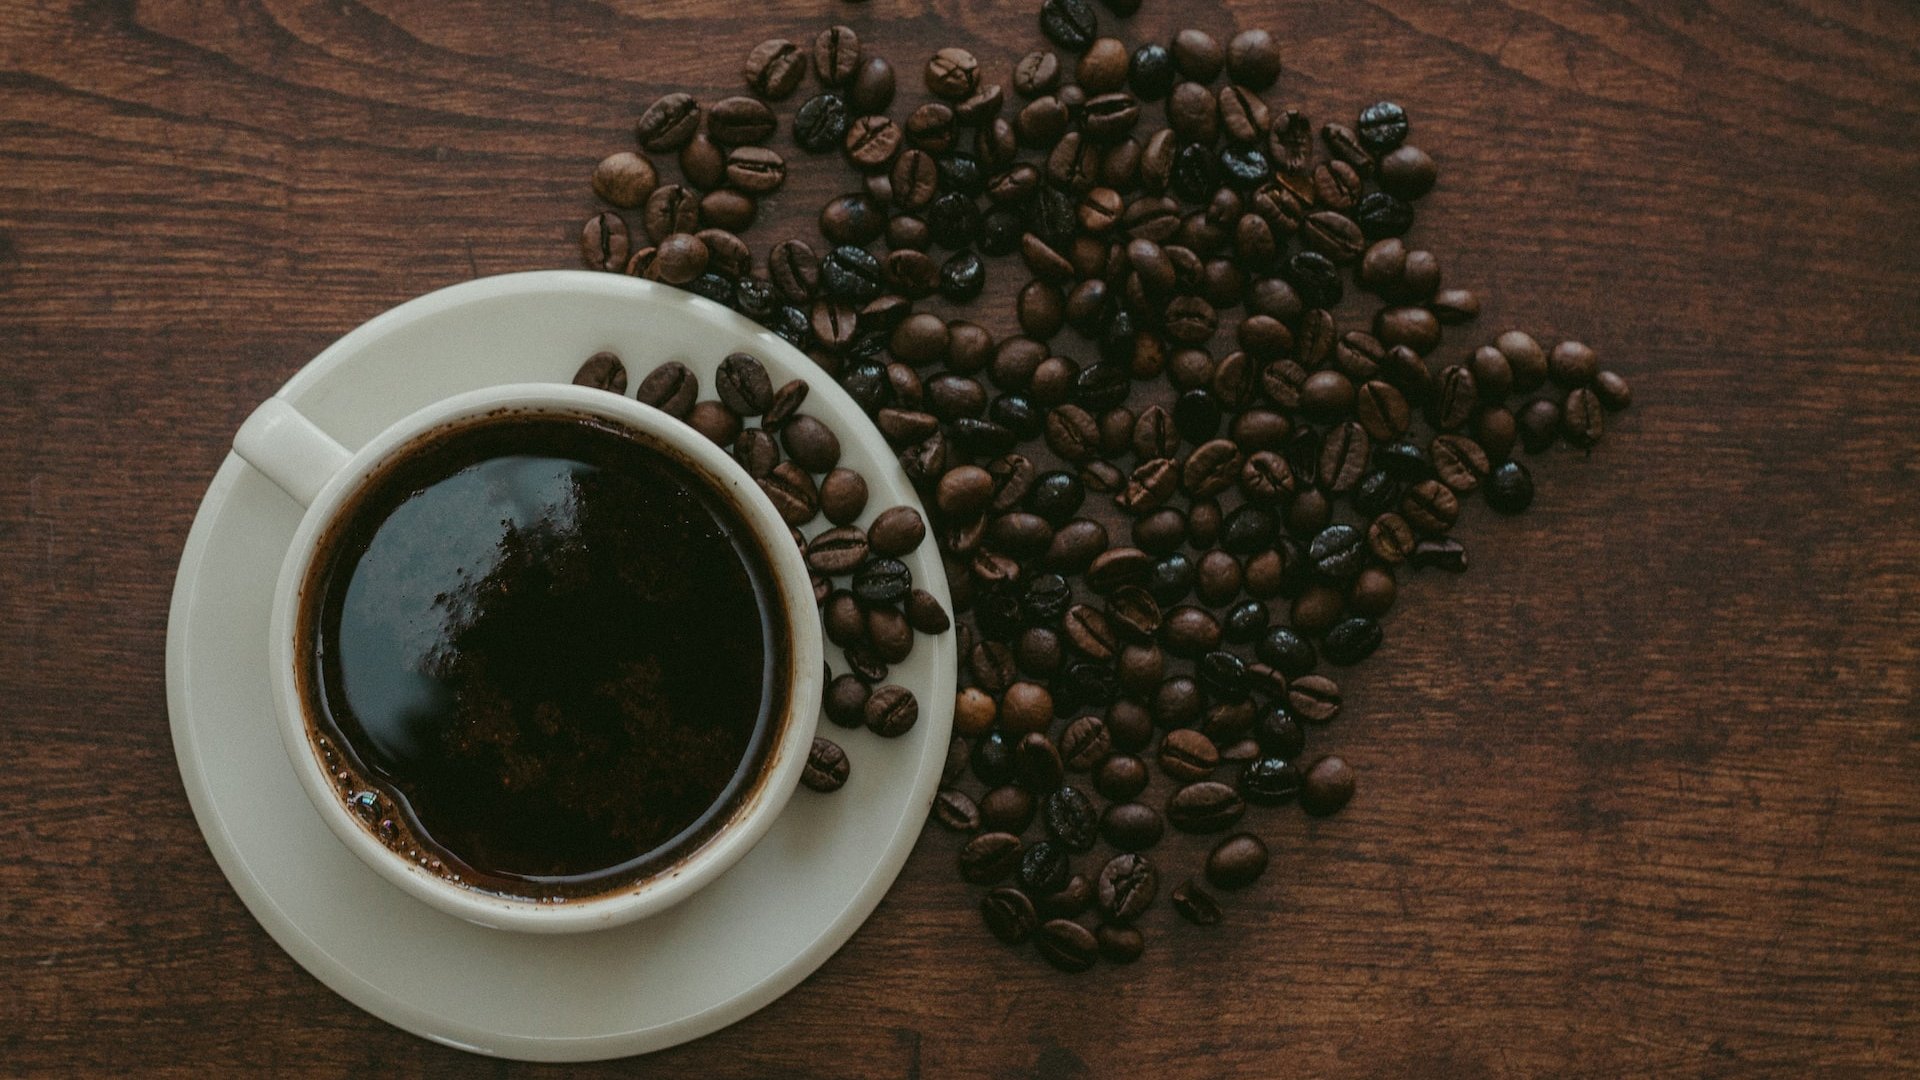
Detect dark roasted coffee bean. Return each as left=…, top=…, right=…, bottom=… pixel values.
left=939, top=250, right=986, bottom=302
left=794, top=93, right=852, bottom=153
left=636, top=92, right=700, bottom=151
left=971, top=731, right=1018, bottom=785
left=1240, top=755, right=1301, bottom=806
left=821, top=245, right=882, bottom=303
left=1206, top=833, right=1269, bottom=889
left=1040, top=0, right=1099, bottom=53
left=801, top=737, right=850, bottom=793
left=1220, top=504, right=1278, bottom=555
left=982, top=887, right=1038, bottom=943
left=1355, top=190, right=1414, bottom=240
left=745, top=38, right=807, bottom=100
left=1322, top=616, right=1382, bottom=665
left=1044, top=785, right=1099, bottom=851
left=1125, top=41, right=1175, bottom=100
left=1356, top=100, right=1409, bottom=155
left=1410, top=536, right=1468, bottom=572
left=1485, top=459, right=1535, bottom=514
left=1286, top=250, right=1344, bottom=308
left=1018, top=839, right=1071, bottom=895
left=1352, top=469, right=1401, bottom=517
left=852, top=557, right=911, bottom=606
left=959, top=831, right=1024, bottom=883
left=1308, top=524, right=1366, bottom=585
left=1217, top=146, right=1272, bottom=191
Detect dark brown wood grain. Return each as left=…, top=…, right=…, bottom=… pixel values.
left=3, top=0, right=1918, bottom=1075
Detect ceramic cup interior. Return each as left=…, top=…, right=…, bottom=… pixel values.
left=233, top=383, right=823, bottom=933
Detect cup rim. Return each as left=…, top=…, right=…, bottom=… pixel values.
left=265, top=383, right=823, bottom=934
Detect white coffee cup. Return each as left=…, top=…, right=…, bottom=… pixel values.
left=232, top=383, right=823, bottom=934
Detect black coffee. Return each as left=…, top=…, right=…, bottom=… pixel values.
left=300, top=412, right=787, bottom=900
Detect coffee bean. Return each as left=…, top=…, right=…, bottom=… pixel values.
left=981, top=887, right=1039, bottom=943
left=843, top=114, right=903, bottom=171
left=1317, top=422, right=1371, bottom=494
left=783, top=21, right=848, bottom=86
left=1226, top=28, right=1281, bottom=89
left=1517, top=398, right=1561, bottom=453
left=1158, top=728, right=1219, bottom=782
left=1431, top=433, right=1489, bottom=493
left=580, top=211, right=629, bottom=272
left=1016, top=732, right=1065, bottom=793
left=1206, top=833, right=1269, bottom=889
left=1036, top=874, right=1094, bottom=920
left=1301, top=755, right=1356, bottom=816
left=1240, top=755, right=1301, bottom=806
left=794, top=93, right=853, bottom=155
left=1401, top=478, right=1459, bottom=535
left=1035, top=918, right=1098, bottom=972
left=925, top=46, right=981, bottom=100
left=651, top=232, right=708, bottom=285
left=993, top=679, right=1048, bottom=734
left=636, top=92, right=700, bottom=151
left=745, top=38, right=806, bottom=99
left=1562, top=387, right=1606, bottom=447
left=773, top=415, right=836, bottom=473
left=903, top=588, right=949, bottom=635
left=1091, top=750, right=1148, bottom=800
left=1043, top=785, right=1099, bottom=851
left=1171, top=879, right=1221, bottom=925
left=1304, top=210, right=1366, bottom=263
left=1166, top=781, right=1245, bottom=833
left=1096, top=853, right=1158, bottom=921
left=593, top=151, right=658, bottom=208
left=633, top=360, right=697, bottom=418
left=1595, top=369, right=1633, bottom=411
left=1288, top=673, right=1342, bottom=724
left=723, top=145, right=786, bottom=194
left=959, top=831, right=1024, bottom=884
left=802, top=737, right=850, bottom=793
left=1018, top=839, right=1071, bottom=895
left=1167, top=80, right=1219, bottom=144
left=806, top=525, right=870, bottom=575
left=1171, top=28, right=1223, bottom=81
left=1549, top=339, right=1599, bottom=387
left=933, top=788, right=980, bottom=832
left=571, top=351, right=627, bottom=395
left=862, top=506, right=924, bottom=558
left=857, top=682, right=916, bottom=737
left=1040, top=0, right=1099, bottom=54
left=1322, top=616, right=1382, bottom=666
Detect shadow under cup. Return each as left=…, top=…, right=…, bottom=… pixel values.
left=292, top=408, right=796, bottom=904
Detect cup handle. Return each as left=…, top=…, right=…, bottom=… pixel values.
left=233, top=398, right=352, bottom=509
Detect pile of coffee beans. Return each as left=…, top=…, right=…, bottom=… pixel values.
left=573, top=347, right=938, bottom=796
left=575, top=2, right=1631, bottom=971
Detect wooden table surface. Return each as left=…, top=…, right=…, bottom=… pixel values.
left=3, top=0, right=1917, bottom=1075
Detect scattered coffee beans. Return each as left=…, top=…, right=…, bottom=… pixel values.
left=577, top=1, right=1631, bottom=971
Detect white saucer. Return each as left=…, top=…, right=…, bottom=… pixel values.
left=165, top=271, right=956, bottom=1061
